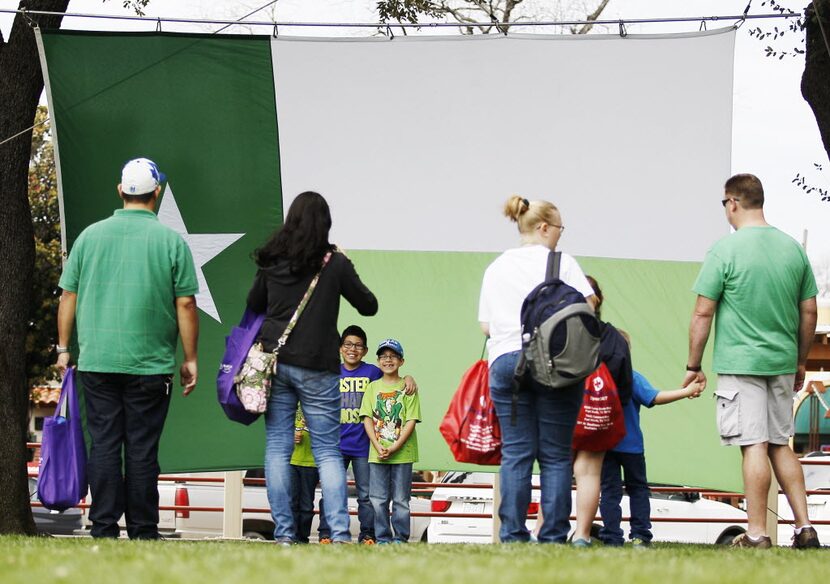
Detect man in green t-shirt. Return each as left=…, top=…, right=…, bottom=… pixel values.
left=359, top=338, right=421, bottom=544
left=685, top=173, right=819, bottom=549
left=55, top=158, right=199, bottom=540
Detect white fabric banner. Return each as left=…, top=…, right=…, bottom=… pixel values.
left=272, top=30, right=735, bottom=261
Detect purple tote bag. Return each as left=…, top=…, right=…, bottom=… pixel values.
left=37, top=367, right=88, bottom=511
left=217, top=307, right=266, bottom=425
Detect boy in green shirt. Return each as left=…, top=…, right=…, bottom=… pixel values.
left=290, top=405, right=332, bottom=543
left=359, top=339, right=421, bottom=544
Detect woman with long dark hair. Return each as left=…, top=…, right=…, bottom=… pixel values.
left=247, top=191, right=378, bottom=544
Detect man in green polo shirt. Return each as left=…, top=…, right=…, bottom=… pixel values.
left=55, top=157, right=199, bottom=540
left=684, top=173, right=819, bottom=549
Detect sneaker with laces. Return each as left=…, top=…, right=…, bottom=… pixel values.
left=792, top=526, right=820, bottom=549
left=730, top=533, right=772, bottom=549
left=318, top=537, right=332, bottom=545
left=361, top=537, right=376, bottom=545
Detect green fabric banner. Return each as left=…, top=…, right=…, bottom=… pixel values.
left=40, top=31, right=280, bottom=472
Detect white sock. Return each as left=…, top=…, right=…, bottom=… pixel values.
left=794, top=525, right=812, bottom=535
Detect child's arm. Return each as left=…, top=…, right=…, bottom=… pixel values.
left=403, top=375, right=418, bottom=396
left=387, top=420, right=417, bottom=456
left=362, top=417, right=388, bottom=458
left=653, top=380, right=703, bottom=405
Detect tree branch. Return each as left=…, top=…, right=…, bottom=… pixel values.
left=574, top=0, right=611, bottom=35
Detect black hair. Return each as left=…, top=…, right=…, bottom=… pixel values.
left=254, top=191, right=334, bottom=272
left=340, top=325, right=368, bottom=346
left=121, top=191, right=155, bottom=205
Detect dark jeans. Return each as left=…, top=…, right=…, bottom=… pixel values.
left=291, top=465, right=322, bottom=542
left=80, top=371, right=172, bottom=540
left=599, top=451, right=652, bottom=545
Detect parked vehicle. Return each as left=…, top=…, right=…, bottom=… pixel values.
left=772, top=453, right=830, bottom=545
left=77, top=469, right=431, bottom=541
left=427, top=471, right=749, bottom=545
left=28, top=477, right=83, bottom=536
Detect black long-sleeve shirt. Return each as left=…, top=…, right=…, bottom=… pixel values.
left=246, top=252, right=377, bottom=374
left=599, top=321, right=633, bottom=406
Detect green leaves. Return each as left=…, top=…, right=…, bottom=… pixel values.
left=26, top=106, right=61, bottom=386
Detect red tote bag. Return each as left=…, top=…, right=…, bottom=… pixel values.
left=440, top=360, right=502, bottom=465
left=572, top=362, right=626, bottom=452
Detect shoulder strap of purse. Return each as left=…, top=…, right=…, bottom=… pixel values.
left=546, top=250, right=562, bottom=280
left=275, top=251, right=333, bottom=354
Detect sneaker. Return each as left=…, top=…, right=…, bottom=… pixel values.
left=274, top=537, right=294, bottom=547
left=630, top=538, right=651, bottom=549
left=730, top=533, right=772, bottom=549
left=361, top=537, right=376, bottom=546
left=571, top=538, right=592, bottom=548
left=792, top=526, right=820, bottom=549
left=332, top=540, right=352, bottom=545
left=318, top=537, right=332, bottom=545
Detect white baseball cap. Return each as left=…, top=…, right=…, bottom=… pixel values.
left=120, top=158, right=166, bottom=195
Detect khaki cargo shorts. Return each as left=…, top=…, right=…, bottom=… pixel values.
left=713, top=374, right=795, bottom=446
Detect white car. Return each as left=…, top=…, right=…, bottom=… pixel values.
left=158, top=470, right=432, bottom=542
left=427, top=471, right=749, bottom=545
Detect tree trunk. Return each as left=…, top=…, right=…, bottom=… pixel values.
left=0, top=0, right=68, bottom=536
left=802, top=0, right=830, bottom=163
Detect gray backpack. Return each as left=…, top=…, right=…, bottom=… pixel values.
left=511, top=252, right=600, bottom=421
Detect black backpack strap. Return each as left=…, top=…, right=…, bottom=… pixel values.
left=546, top=251, right=562, bottom=280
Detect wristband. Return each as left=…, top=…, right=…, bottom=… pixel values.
left=685, top=365, right=702, bottom=372
left=56, top=345, right=70, bottom=354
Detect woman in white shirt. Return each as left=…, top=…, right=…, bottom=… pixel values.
left=478, top=195, right=596, bottom=544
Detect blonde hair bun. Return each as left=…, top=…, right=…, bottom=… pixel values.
left=503, top=195, right=530, bottom=223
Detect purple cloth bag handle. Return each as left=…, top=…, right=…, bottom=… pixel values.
left=37, top=367, right=88, bottom=511
left=217, top=307, right=266, bottom=425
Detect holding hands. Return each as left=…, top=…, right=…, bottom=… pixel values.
left=683, top=379, right=704, bottom=399
left=682, top=369, right=707, bottom=393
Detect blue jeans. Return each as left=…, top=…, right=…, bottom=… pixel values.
left=489, top=351, right=584, bottom=543
left=345, top=454, right=374, bottom=540
left=318, top=455, right=373, bottom=540
left=80, top=371, right=172, bottom=540
left=290, top=464, right=319, bottom=543
left=599, top=451, right=652, bottom=545
left=265, top=364, right=350, bottom=542
left=369, top=462, right=413, bottom=543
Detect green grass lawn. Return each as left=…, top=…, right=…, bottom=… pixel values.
left=1, top=537, right=825, bottom=584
